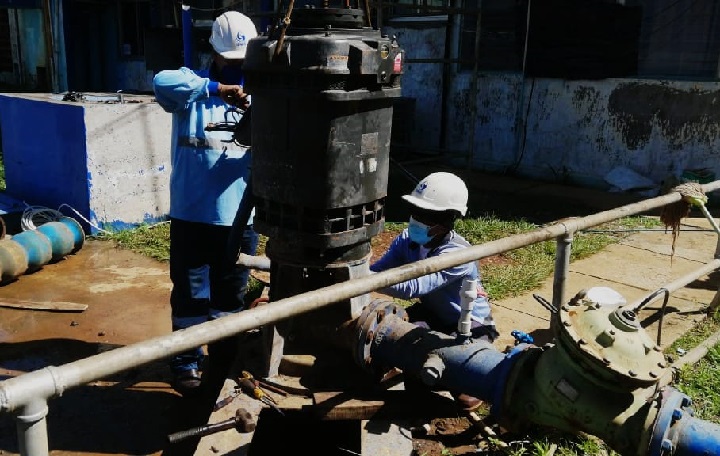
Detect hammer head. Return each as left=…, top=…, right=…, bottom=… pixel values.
left=235, top=408, right=257, bottom=433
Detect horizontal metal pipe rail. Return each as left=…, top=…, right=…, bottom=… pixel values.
left=2, top=181, right=720, bottom=455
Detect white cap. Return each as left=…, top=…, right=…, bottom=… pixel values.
left=209, top=11, right=258, bottom=60
left=402, top=172, right=469, bottom=216
left=585, top=287, right=627, bottom=308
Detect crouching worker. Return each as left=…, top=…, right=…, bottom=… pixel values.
left=370, top=172, right=498, bottom=410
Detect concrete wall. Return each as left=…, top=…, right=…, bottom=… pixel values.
left=0, top=93, right=171, bottom=232
left=386, top=24, right=720, bottom=190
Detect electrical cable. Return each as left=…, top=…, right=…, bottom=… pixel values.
left=20, top=203, right=112, bottom=234
left=58, top=203, right=113, bottom=234
left=21, top=205, right=63, bottom=231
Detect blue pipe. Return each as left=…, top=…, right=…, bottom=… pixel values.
left=182, top=5, right=193, bottom=69
left=358, top=300, right=527, bottom=411
left=356, top=300, right=720, bottom=456
left=649, top=387, right=720, bottom=456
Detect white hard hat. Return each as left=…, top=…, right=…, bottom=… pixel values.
left=209, top=11, right=258, bottom=59
left=402, top=172, right=469, bottom=216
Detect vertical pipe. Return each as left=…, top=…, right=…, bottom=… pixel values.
left=706, top=211, right=720, bottom=313
left=376, top=0, right=383, bottom=30
left=16, top=398, right=49, bottom=456
left=552, top=232, right=572, bottom=311
left=182, top=4, right=193, bottom=69
left=466, top=0, right=481, bottom=167
left=457, top=278, right=476, bottom=337
left=42, top=0, right=57, bottom=91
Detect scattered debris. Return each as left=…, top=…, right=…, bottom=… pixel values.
left=0, top=298, right=87, bottom=312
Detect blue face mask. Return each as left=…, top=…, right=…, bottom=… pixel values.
left=408, top=216, right=434, bottom=245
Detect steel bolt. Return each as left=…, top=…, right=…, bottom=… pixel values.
left=649, top=371, right=658, bottom=378
left=628, top=370, right=637, bottom=377
left=672, top=408, right=683, bottom=422
left=660, top=439, right=673, bottom=452
left=420, top=354, right=445, bottom=386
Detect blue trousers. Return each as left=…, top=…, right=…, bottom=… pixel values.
left=169, top=217, right=259, bottom=373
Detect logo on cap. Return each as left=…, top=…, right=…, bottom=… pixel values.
left=416, top=182, right=428, bottom=194
left=236, top=33, right=246, bottom=47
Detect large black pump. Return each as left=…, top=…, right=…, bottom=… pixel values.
left=241, top=3, right=403, bottom=371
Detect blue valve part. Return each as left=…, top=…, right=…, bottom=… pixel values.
left=511, top=330, right=534, bottom=344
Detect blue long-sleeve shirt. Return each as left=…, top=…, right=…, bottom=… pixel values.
left=153, top=67, right=253, bottom=226
left=370, top=229, right=496, bottom=331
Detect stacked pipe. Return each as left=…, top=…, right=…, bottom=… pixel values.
left=0, top=216, right=85, bottom=283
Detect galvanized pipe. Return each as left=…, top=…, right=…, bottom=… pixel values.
left=181, top=5, right=193, bottom=69
left=16, top=399, right=49, bottom=456
left=3, top=183, right=718, bottom=413
left=552, top=231, right=573, bottom=311
left=624, top=259, right=720, bottom=313
left=237, top=253, right=271, bottom=271
left=3, top=183, right=720, bottom=454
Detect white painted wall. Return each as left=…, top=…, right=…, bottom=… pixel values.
left=83, top=99, right=171, bottom=229
left=0, top=93, right=172, bottom=232
left=385, top=25, right=720, bottom=191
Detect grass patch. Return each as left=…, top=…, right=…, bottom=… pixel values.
left=456, top=215, right=661, bottom=300
left=96, top=222, right=171, bottom=262
left=675, top=342, right=720, bottom=422
left=666, top=315, right=720, bottom=357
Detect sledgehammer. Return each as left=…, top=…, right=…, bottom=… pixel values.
left=167, top=408, right=256, bottom=444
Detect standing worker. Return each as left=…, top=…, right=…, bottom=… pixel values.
left=153, top=11, right=259, bottom=396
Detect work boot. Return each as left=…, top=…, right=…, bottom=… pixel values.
left=172, top=368, right=202, bottom=397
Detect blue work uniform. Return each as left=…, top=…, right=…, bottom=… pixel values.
left=370, top=229, right=498, bottom=340
left=153, top=67, right=259, bottom=374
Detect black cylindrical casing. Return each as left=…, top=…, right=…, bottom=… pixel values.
left=243, top=18, right=403, bottom=259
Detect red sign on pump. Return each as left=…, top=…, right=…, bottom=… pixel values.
left=393, top=53, right=402, bottom=73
